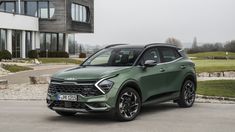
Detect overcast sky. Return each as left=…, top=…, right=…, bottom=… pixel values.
left=76, top=0, right=235, bottom=47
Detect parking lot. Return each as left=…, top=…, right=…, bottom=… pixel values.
left=1, top=100, right=235, bottom=132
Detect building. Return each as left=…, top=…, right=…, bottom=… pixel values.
left=0, top=0, right=94, bottom=58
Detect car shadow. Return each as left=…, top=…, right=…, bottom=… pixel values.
left=45, top=102, right=183, bottom=124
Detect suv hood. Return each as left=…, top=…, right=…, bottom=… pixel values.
left=52, top=66, right=132, bottom=80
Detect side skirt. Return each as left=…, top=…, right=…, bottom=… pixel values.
left=142, top=91, right=180, bottom=106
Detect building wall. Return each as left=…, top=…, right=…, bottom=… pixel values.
left=39, top=0, right=67, bottom=33
left=0, top=12, right=39, bottom=31
left=66, top=0, right=94, bottom=33
left=39, top=0, right=94, bottom=33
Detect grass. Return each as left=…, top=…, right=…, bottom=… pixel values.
left=197, top=80, right=235, bottom=98
left=193, top=60, right=235, bottom=73
left=188, top=51, right=235, bottom=59
left=2, top=64, right=33, bottom=73
left=37, top=58, right=83, bottom=64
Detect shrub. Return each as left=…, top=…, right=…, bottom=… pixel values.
left=0, top=50, right=12, bottom=61
left=79, top=53, right=86, bottom=58
left=28, top=50, right=38, bottom=59
left=39, top=51, right=69, bottom=58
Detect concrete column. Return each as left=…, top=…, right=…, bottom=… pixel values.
left=31, top=31, right=35, bottom=50
left=21, top=31, right=26, bottom=58
left=6, top=30, right=12, bottom=54
left=65, top=33, right=69, bottom=53
left=35, top=32, right=40, bottom=49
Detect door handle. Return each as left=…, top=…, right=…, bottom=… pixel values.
left=180, top=65, right=186, bottom=69
left=160, top=68, right=165, bottom=72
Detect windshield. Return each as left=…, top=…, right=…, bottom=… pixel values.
left=82, top=48, right=143, bottom=66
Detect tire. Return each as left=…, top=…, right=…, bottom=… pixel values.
left=115, top=87, right=141, bottom=121
left=55, top=111, right=77, bottom=116
left=177, top=80, right=196, bottom=108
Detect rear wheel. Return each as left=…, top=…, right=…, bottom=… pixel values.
left=115, top=87, right=141, bottom=121
left=55, top=111, right=76, bottom=116
left=177, top=80, right=196, bottom=108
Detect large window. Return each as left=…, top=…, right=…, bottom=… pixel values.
left=71, top=3, right=90, bottom=23
left=5, top=2, right=15, bottom=13
left=0, top=29, right=7, bottom=51
left=26, top=2, right=38, bottom=17
left=38, top=2, right=49, bottom=18
left=40, top=33, right=65, bottom=52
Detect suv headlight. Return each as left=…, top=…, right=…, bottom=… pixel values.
left=96, top=80, right=114, bottom=94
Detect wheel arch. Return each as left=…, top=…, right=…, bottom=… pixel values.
left=183, top=73, right=197, bottom=90
left=117, top=79, right=143, bottom=102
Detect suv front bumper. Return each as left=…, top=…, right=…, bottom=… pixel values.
left=46, top=94, right=113, bottom=112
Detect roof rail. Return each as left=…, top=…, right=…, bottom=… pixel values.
left=144, top=43, right=177, bottom=48
left=105, top=44, right=128, bottom=48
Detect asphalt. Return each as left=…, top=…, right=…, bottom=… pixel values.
left=0, top=65, right=75, bottom=84
left=0, top=100, right=235, bottom=132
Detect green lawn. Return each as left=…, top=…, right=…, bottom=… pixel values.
left=37, top=58, right=83, bottom=64
left=193, top=60, right=235, bottom=73
left=2, top=64, right=33, bottom=73
left=188, top=51, right=235, bottom=59
left=197, top=80, right=235, bottom=98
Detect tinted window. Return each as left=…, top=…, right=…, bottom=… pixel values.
left=139, top=48, right=160, bottom=66
left=5, top=2, right=15, bottom=13
left=159, top=47, right=181, bottom=62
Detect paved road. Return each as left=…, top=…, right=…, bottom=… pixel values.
left=0, top=101, right=234, bottom=132
left=0, top=65, right=75, bottom=84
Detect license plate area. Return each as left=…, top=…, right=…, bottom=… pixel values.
left=57, top=94, right=77, bottom=102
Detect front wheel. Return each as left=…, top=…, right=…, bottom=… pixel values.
left=115, top=87, right=141, bottom=121
left=177, top=80, right=196, bottom=108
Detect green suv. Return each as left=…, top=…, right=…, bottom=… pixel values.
left=47, top=43, right=196, bottom=121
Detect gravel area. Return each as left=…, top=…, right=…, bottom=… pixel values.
left=0, top=84, right=235, bottom=104
left=0, top=84, right=48, bottom=100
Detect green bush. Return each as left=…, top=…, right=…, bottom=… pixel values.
left=79, top=53, right=86, bottom=58
left=28, top=50, right=38, bottom=59
left=0, top=50, right=12, bottom=61
left=39, top=51, right=69, bottom=58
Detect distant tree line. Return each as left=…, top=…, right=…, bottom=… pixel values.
left=186, top=38, right=235, bottom=53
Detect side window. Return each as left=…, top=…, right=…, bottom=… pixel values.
left=139, top=48, right=160, bottom=65
left=159, top=47, right=181, bottom=63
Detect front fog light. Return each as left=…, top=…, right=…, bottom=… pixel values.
left=98, top=80, right=114, bottom=93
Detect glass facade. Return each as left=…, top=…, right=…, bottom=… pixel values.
left=71, top=3, right=90, bottom=23
left=0, top=1, right=55, bottom=18
left=0, top=29, right=7, bottom=51
left=40, top=33, right=65, bottom=52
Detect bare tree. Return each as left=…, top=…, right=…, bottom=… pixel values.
left=165, top=37, right=183, bottom=48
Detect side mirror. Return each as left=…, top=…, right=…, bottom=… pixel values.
left=144, top=60, right=157, bottom=67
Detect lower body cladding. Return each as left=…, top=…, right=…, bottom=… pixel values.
left=46, top=94, right=114, bottom=113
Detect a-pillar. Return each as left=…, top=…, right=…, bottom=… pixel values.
left=21, top=31, right=26, bottom=58
left=6, top=30, right=12, bottom=54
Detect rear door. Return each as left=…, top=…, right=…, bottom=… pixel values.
left=158, top=46, right=184, bottom=93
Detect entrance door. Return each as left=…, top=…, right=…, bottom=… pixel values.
left=12, top=30, right=21, bottom=58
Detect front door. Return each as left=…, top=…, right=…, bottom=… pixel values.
left=136, top=47, right=167, bottom=101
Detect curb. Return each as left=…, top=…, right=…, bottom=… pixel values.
left=196, top=95, right=235, bottom=102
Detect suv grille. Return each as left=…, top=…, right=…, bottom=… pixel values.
left=48, top=83, right=103, bottom=97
